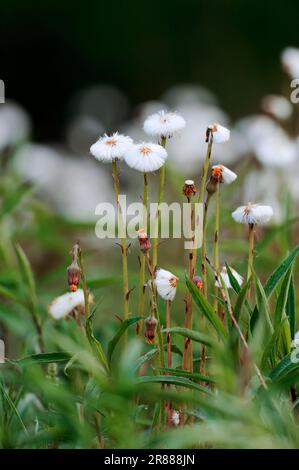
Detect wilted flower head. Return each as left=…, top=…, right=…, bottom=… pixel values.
left=155, top=268, right=178, bottom=301
left=232, top=203, right=273, bottom=225
left=192, top=275, right=203, bottom=289
left=281, top=47, right=299, bottom=79
left=144, top=316, right=158, bottom=344
left=206, top=123, right=230, bottom=143
left=182, top=179, right=196, bottom=198
left=137, top=229, right=151, bottom=254
left=215, top=266, right=243, bottom=289
left=48, top=289, right=93, bottom=320
left=67, top=261, right=81, bottom=292
left=124, top=142, right=167, bottom=172
left=143, top=110, right=186, bottom=138
left=90, top=132, right=133, bottom=163
left=211, top=165, right=237, bottom=184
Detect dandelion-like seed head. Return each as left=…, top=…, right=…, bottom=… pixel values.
left=154, top=268, right=178, bottom=301
left=124, top=142, right=167, bottom=173
left=90, top=132, right=133, bottom=163
left=206, top=122, right=230, bottom=143
left=232, top=203, right=274, bottom=225
left=143, top=110, right=186, bottom=138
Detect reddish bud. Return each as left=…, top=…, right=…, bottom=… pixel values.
left=182, top=180, right=196, bottom=198
left=67, top=261, right=80, bottom=292
left=138, top=229, right=151, bottom=254
left=192, top=275, right=203, bottom=290
left=144, top=316, right=158, bottom=344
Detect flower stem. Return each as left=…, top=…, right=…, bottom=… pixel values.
left=201, top=192, right=212, bottom=298
left=213, top=183, right=220, bottom=313
left=77, top=246, right=90, bottom=319
left=192, top=138, right=213, bottom=278
left=166, top=299, right=172, bottom=424
left=247, top=223, right=255, bottom=281
left=138, top=173, right=148, bottom=333
left=183, top=196, right=194, bottom=371
left=112, top=160, right=129, bottom=323
left=152, top=137, right=167, bottom=271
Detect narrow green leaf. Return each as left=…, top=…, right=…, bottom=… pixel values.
left=135, top=375, right=212, bottom=394
left=107, top=316, right=142, bottom=366
left=10, top=352, right=70, bottom=366
left=159, top=367, right=215, bottom=384
left=86, top=311, right=109, bottom=373
left=186, top=275, right=227, bottom=340
left=269, top=352, right=299, bottom=382
left=134, top=348, right=158, bottom=372
left=253, top=273, right=273, bottom=334
left=0, top=382, right=28, bottom=436
left=264, top=244, right=299, bottom=298
left=225, top=263, right=241, bottom=294
left=286, top=274, right=296, bottom=339
left=161, top=327, right=213, bottom=347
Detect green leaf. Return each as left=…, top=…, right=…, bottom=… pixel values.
left=264, top=244, right=299, bottom=298
left=161, top=327, right=213, bottom=347
left=159, top=367, right=215, bottom=384
left=234, top=278, right=251, bottom=323
left=253, top=273, right=273, bottom=334
left=15, top=244, right=37, bottom=306
left=0, top=382, right=28, bottom=436
left=274, top=268, right=292, bottom=328
left=135, top=375, right=212, bottom=394
left=269, top=352, right=299, bottom=383
left=0, top=182, right=34, bottom=219
left=186, top=275, right=227, bottom=340
left=261, top=319, right=288, bottom=370
left=134, top=348, right=158, bottom=372
left=286, top=274, right=296, bottom=339
left=225, top=263, right=241, bottom=294
left=9, top=352, right=71, bottom=366
left=107, top=316, right=142, bottom=366
left=86, top=311, right=109, bottom=373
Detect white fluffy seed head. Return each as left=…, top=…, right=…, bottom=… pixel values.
left=208, top=123, right=230, bottom=143
left=143, top=110, right=186, bottom=138
left=211, top=165, right=237, bottom=184
left=124, top=142, right=167, bottom=173
left=184, top=179, right=194, bottom=185
left=232, top=203, right=274, bottom=225
left=154, top=268, right=178, bottom=301
left=215, top=266, right=243, bottom=289
left=281, top=47, right=299, bottom=79
left=90, top=132, right=133, bottom=163
left=48, top=289, right=92, bottom=320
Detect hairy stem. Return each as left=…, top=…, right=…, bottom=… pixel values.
left=183, top=197, right=194, bottom=371
left=213, top=183, right=220, bottom=313
left=152, top=136, right=167, bottom=270
left=201, top=192, right=212, bottom=298
left=112, top=160, right=129, bottom=323
left=138, top=173, right=148, bottom=329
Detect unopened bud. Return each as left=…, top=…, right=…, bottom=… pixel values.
left=192, top=275, right=203, bottom=290
left=138, top=229, right=151, bottom=254
left=182, top=180, right=196, bottom=198
left=67, top=261, right=81, bottom=292
left=144, top=316, right=158, bottom=344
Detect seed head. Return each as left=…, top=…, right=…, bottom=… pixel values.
left=144, top=316, right=158, bottom=344
left=182, top=179, right=196, bottom=198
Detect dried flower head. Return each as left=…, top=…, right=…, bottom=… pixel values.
left=155, top=268, right=178, bottom=301
left=143, top=110, right=186, bottom=138
left=90, top=132, right=133, bottom=163
left=124, top=142, right=167, bottom=172
left=232, top=203, right=273, bottom=225
left=182, top=179, right=196, bottom=198
left=138, top=229, right=151, bottom=254
left=215, top=266, right=243, bottom=289
left=211, top=165, right=237, bottom=184
left=192, top=275, right=203, bottom=290
left=144, top=315, right=158, bottom=344
left=206, top=123, right=230, bottom=143
left=48, top=289, right=93, bottom=320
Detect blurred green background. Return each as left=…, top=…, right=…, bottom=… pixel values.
left=1, top=0, right=299, bottom=139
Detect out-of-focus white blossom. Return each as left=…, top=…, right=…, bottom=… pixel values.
left=281, top=47, right=299, bottom=79
left=0, top=102, right=31, bottom=151
left=154, top=268, right=178, bottom=301
left=144, top=110, right=186, bottom=138
left=90, top=132, right=133, bottom=163
left=261, top=95, right=293, bottom=121
left=232, top=203, right=273, bottom=225
left=171, top=410, right=180, bottom=426
left=124, top=142, right=167, bottom=172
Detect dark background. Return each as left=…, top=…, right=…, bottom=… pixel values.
left=1, top=0, right=298, bottom=140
